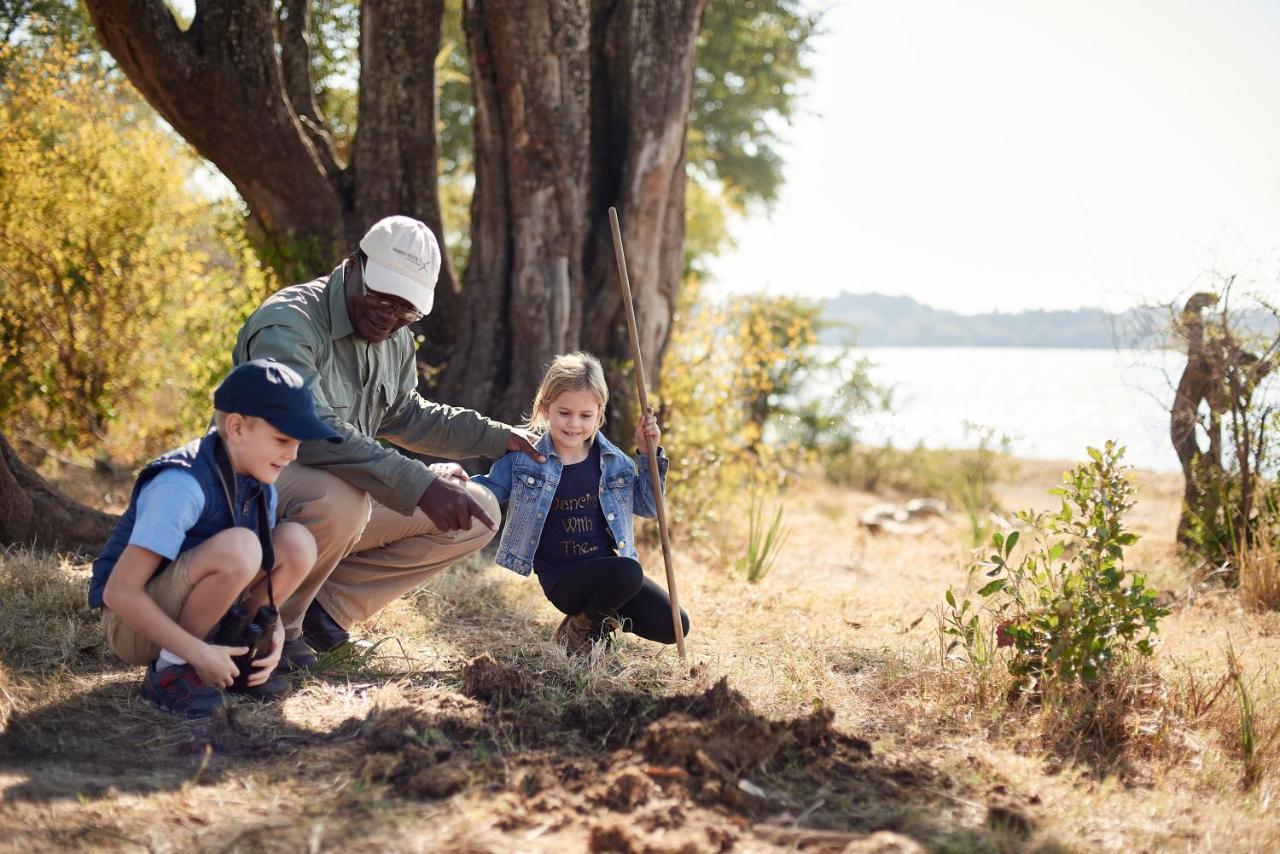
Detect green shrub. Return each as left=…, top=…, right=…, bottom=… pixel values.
left=734, top=485, right=789, bottom=583
left=659, top=287, right=882, bottom=548
left=943, top=441, right=1169, bottom=693
left=0, top=41, right=272, bottom=461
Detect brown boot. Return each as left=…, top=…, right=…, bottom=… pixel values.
left=554, top=612, right=594, bottom=656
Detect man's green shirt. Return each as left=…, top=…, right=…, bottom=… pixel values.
left=233, top=263, right=512, bottom=514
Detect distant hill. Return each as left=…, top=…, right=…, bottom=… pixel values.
left=819, top=293, right=1169, bottom=348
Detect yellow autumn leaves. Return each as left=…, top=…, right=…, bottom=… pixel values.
left=0, top=42, right=270, bottom=460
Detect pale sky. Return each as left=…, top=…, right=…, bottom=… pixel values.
left=707, top=0, right=1280, bottom=313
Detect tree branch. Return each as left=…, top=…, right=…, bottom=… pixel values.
left=84, top=0, right=342, bottom=246
left=276, top=0, right=342, bottom=179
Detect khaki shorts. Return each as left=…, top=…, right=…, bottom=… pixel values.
left=101, top=550, right=198, bottom=665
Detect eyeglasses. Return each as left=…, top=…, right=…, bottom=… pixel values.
left=359, top=259, right=423, bottom=323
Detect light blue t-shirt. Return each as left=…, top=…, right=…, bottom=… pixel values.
left=129, top=468, right=278, bottom=560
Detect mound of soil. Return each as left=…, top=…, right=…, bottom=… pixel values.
left=356, top=671, right=875, bottom=829
left=355, top=689, right=495, bottom=799
left=461, top=651, right=530, bottom=702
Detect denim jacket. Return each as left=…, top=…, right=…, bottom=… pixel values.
left=472, top=431, right=668, bottom=577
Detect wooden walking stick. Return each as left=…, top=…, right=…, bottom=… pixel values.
left=608, top=206, right=688, bottom=664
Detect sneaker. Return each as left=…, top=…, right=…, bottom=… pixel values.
left=279, top=637, right=318, bottom=672
left=138, top=662, right=230, bottom=719
left=553, top=613, right=595, bottom=656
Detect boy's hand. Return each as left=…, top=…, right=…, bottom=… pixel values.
left=247, top=620, right=285, bottom=687
left=189, top=642, right=249, bottom=689
left=634, top=407, right=661, bottom=454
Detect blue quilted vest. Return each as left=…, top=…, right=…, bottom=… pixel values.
left=88, top=429, right=274, bottom=608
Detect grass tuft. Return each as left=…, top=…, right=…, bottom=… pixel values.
left=1240, top=531, right=1280, bottom=611
left=0, top=546, right=102, bottom=674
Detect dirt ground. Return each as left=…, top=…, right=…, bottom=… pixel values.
left=1, top=456, right=1278, bottom=852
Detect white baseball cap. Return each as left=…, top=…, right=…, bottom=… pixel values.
left=358, top=215, right=441, bottom=316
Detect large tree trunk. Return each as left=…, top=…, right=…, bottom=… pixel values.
left=0, top=432, right=116, bottom=554
left=438, top=0, right=706, bottom=435
left=82, top=0, right=706, bottom=430
left=582, top=0, right=705, bottom=433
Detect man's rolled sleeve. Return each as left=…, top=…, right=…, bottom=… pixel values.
left=379, top=353, right=512, bottom=460
left=380, top=392, right=513, bottom=460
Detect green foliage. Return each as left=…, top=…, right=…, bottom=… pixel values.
left=683, top=178, right=733, bottom=281
left=0, top=1, right=95, bottom=54
left=942, top=442, right=1169, bottom=694
left=690, top=0, right=819, bottom=208
left=940, top=586, right=993, bottom=670
left=0, top=41, right=272, bottom=460
left=735, top=484, right=789, bottom=583
left=307, top=0, right=361, bottom=159
left=729, top=294, right=884, bottom=453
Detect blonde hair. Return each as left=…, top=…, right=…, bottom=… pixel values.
left=213, top=410, right=263, bottom=434
left=523, top=352, right=609, bottom=433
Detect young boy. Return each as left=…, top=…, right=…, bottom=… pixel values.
left=88, top=359, right=341, bottom=718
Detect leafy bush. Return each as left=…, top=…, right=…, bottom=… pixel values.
left=943, top=442, right=1169, bottom=693
left=0, top=41, right=272, bottom=461
left=659, top=287, right=881, bottom=546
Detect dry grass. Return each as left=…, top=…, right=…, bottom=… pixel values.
left=2, top=456, right=1280, bottom=851
left=1240, top=530, right=1280, bottom=611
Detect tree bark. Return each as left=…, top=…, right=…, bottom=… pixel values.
left=353, top=0, right=461, bottom=364
left=0, top=432, right=116, bottom=554
left=436, top=0, right=593, bottom=418
left=583, top=0, right=706, bottom=433
left=437, top=0, right=707, bottom=434
left=1171, top=293, right=1220, bottom=544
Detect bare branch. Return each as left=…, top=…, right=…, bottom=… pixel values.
left=276, top=0, right=341, bottom=179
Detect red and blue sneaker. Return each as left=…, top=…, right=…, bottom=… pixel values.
left=138, top=662, right=230, bottom=719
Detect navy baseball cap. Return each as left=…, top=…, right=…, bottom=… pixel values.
left=213, top=359, right=342, bottom=443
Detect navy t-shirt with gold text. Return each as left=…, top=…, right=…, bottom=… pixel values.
left=534, top=439, right=614, bottom=583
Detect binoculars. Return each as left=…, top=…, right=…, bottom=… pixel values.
left=214, top=603, right=279, bottom=691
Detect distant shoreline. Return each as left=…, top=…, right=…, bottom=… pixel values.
left=819, top=292, right=1276, bottom=349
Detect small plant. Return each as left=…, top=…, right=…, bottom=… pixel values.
left=735, top=487, right=790, bottom=583
left=940, top=587, right=994, bottom=669
left=951, top=423, right=1012, bottom=548
left=1225, top=642, right=1260, bottom=787
left=942, top=441, right=1170, bottom=694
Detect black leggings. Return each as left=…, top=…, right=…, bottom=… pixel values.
left=541, top=556, right=691, bottom=645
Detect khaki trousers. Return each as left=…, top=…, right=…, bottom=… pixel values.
left=101, top=549, right=198, bottom=665
left=273, top=463, right=500, bottom=638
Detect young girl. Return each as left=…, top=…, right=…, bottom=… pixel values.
left=473, top=352, right=690, bottom=653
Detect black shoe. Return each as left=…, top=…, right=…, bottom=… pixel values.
left=302, top=600, right=350, bottom=653
left=230, top=670, right=293, bottom=702
left=279, top=637, right=318, bottom=672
